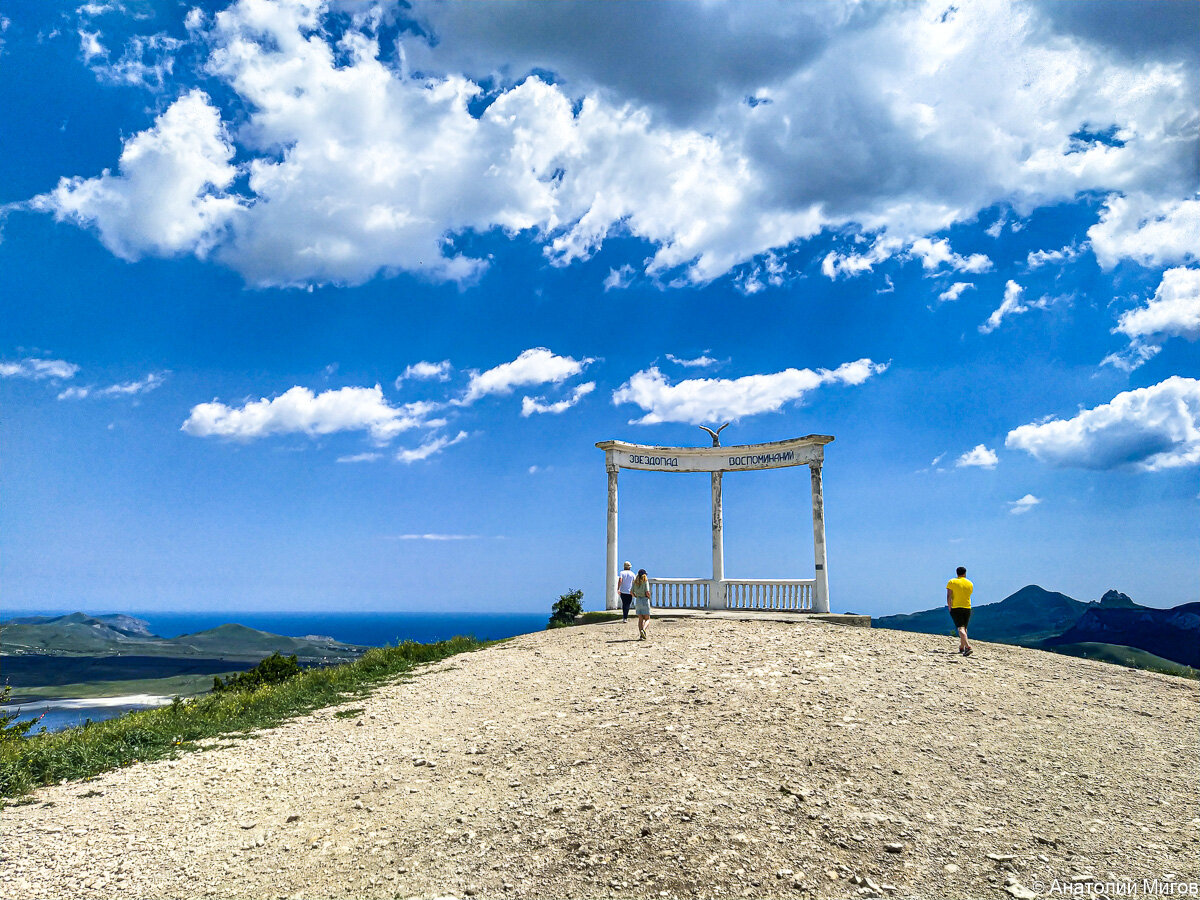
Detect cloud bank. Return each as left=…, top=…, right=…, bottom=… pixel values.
left=27, top=0, right=1199, bottom=289
left=1006, top=376, right=1200, bottom=471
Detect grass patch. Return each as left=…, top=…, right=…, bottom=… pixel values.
left=0, top=635, right=485, bottom=800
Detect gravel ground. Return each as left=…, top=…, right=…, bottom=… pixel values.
left=2, top=616, right=1197, bottom=900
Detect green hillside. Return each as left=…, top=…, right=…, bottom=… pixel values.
left=1045, top=642, right=1198, bottom=679
left=1, top=614, right=364, bottom=661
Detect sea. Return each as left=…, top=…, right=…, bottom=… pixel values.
left=3, top=610, right=549, bottom=735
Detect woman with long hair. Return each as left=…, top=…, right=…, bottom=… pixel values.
left=631, top=568, right=651, bottom=640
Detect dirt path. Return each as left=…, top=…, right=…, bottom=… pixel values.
left=3, top=617, right=1197, bottom=900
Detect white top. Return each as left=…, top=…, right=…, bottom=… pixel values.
left=617, top=569, right=636, bottom=593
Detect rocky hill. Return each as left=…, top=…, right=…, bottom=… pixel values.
left=2, top=616, right=1196, bottom=900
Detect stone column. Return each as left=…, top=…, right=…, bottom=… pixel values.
left=809, top=463, right=830, bottom=613
left=606, top=455, right=619, bottom=611
left=710, top=471, right=726, bottom=609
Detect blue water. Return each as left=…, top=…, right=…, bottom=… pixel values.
left=3, top=611, right=548, bottom=734
left=5, top=703, right=164, bottom=736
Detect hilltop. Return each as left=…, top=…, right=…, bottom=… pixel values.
left=2, top=617, right=1196, bottom=900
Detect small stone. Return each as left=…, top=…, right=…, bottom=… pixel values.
left=641, top=826, right=652, bottom=837
left=944, top=864, right=959, bottom=874
left=884, top=842, right=904, bottom=853
left=239, top=821, right=257, bottom=830
left=1004, top=884, right=1038, bottom=900
left=465, top=886, right=479, bottom=896
left=987, top=853, right=1016, bottom=862
left=351, top=800, right=365, bottom=810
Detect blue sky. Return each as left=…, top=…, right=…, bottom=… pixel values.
left=1, top=0, right=1197, bottom=617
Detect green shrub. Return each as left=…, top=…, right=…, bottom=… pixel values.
left=0, top=686, right=43, bottom=743
left=212, top=652, right=302, bottom=693
left=548, top=588, right=584, bottom=628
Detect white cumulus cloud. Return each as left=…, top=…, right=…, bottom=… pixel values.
left=58, top=372, right=165, bottom=400
left=955, top=445, right=998, bottom=469
left=521, top=382, right=595, bottom=416
left=665, top=353, right=720, bottom=368
left=1009, top=494, right=1041, bottom=515
left=1088, top=194, right=1200, bottom=270
left=612, top=359, right=887, bottom=425
left=0, top=357, right=80, bottom=380
left=1006, top=376, right=1200, bottom=471
left=980, top=280, right=1054, bottom=334
left=1027, top=244, right=1082, bottom=269
left=909, top=238, right=992, bottom=274
left=182, top=385, right=434, bottom=443
left=1103, top=267, right=1200, bottom=370
left=336, top=452, right=382, bottom=464
left=462, top=348, right=592, bottom=404
left=395, top=430, right=469, bottom=464
left=32, top=90, right=241, bottom=261
left=603, top=265, right=635, bottom=291
left=398, top=360, right=452, bottom=383
left=938, top=282, right=974, bottom=303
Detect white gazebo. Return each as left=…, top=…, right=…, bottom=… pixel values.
left=595, top=434, right=833, bottom=614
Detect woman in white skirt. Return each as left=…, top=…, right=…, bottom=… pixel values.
left=631, top=568, right=651, bottom=640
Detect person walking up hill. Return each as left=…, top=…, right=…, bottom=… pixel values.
left=632, top=569, right=651, bottom=641
left=947, top=566, right=974, bottom=657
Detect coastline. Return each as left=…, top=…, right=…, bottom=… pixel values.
left=1, top=694, right=174, bottom=710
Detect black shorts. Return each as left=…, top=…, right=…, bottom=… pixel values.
left=949, top=606, right=971, bottom=628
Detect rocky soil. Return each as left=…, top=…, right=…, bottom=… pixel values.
left=2, top=616, right=1197, bottom=900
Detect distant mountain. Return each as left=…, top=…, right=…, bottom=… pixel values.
left=1, top=613, right=365, bottom=661
left=875, top=584, right=1091, bottom=644
left=167, top=623, right=362, bottom=660
left=1096, top=589, right=1139, bottom=609
left=1044, top=602, right=1200, bottom=668
left=875, top=586, right=1196, bottom=676
left=1, top=614, right=159, bottom=654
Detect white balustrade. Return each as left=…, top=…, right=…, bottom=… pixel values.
left=646, top=578, right=814, bottom=611
left=647, top=578, right=710, bottom=609
left=723, top=579, right=814, bottom=611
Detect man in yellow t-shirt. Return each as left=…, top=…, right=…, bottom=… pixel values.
left=946, top=566, right=974, bottom=657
